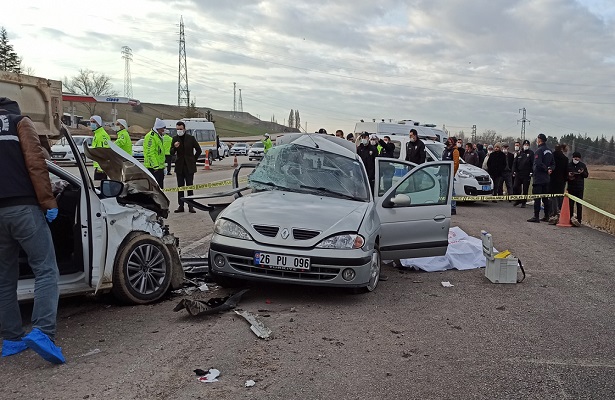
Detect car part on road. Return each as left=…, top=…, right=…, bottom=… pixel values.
left=173, top=289, right=250, bottom=316
left=196, top=368, right=220, bottom=383
left=234, top=309, right=272, bottom=339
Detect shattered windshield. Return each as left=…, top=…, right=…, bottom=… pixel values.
left=249, top=143, right=370, bottom=202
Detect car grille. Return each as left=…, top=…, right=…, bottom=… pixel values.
left=475, top=175, right=491, bottom=185
left=293, top=229, right=320, bottom=240
left=253, top=225, right=279, bottom=237
left=228, top=256, right=339, bottom=281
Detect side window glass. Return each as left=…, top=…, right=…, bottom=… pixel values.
left=426, top=152, right=435, bottom=162
left=385, top=164, right=450, bottom=207
left=392, top=140, right=401, bottom=159
left=377, top=160, right=412, bottom=197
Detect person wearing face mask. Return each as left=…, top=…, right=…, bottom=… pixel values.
left=89, top=115, right=110, bottom=180
left=405, top=129, right=426, bottom=164
left=513, top=141, right=521, bottom=156
left=501, top=144, right=515, bottom=197
left=566, top=152, right=588, bottom=226
left=487, top=143, right=507, bottom=199
left=357, top=133, right=378, bottom=190
left=512, top=140, right=534, bottom=207
left=456, top=138, right=465, bottom=158
left=170, top=121, right=202, bottom=213
left=144, top=118, right=167, bottom=188
left=527, top=133, right=555, bottom=223
left=482, top=144, right=494, bottom=171
left=114, top=119, right=132, bottom=156
left=548, top=144, right=569, bottom=221
left=442, top=137, right=460, bottom=215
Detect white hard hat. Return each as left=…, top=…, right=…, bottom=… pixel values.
left=264, top=133, right=270, bottom=137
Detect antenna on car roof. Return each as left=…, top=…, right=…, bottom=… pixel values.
left=307, top=133, right=319, bottom=149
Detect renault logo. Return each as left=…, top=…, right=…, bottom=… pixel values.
left=281, top=228, right=290, bottom=239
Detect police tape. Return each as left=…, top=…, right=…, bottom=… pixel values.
left=566, top=193, right=615, bottom=220
left=452, top=193, right=565, bottom=202
left=162, top=177, right=248, bottom=193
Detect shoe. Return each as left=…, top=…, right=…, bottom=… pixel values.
left=520, top=204, right=526, bottom=208
left=166, top=173, right=172, bottom=176
left=527, top=217, right=540, bottom=223
left=548, top=216, right=558, bottom=225
left=513, top=202, right=519, bottom=207
left=379, top=274, right=389, bottom=281
left=540, top=216, right=549, bottom=222
left=188, top=207, right=196, bottom=213
left=571, top=217, right=581, bottom=227
left=174, top=207, right=185, bottom=213
left=22, top=328, right=65, bottom=364
left=2, top=339, right=28, bottom=357
left=451, top=209, right=456, bottom=215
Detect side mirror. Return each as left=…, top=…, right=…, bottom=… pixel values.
left=390, top=193, right=411, bottom=207
left=100, top=180, right=124, bottom=198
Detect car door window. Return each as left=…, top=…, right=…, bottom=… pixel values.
left=376, top=160, right=450, bottom=205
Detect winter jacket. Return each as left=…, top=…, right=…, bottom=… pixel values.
left=357, top=143, right=378, bottom=180
left=463, top=150, right=479, bottom=167
left=512, top=149, right=534, bottom=177
left=92, top=126, right=110, bottom=171
left=262, top=137, right=273, bottom=153
left=170, top=133, right=202, bottom=174
left=551, top=150, right=569, bottom=183
left=442, top=146, right=460, bottom=174
left=405, top=139, right=426, bottom=164
left=0, top=106, right=56, bottom=211
left=115, top=129, right=132, bottom=155
left=487, top=150, right=506, bottom=178
left=457, top=146, right=465, bottom=159
left=532, top=143, right=555, bottom=185
left=377, top=139, right=395, bottom=158
left=476, top=145, right=486, bottom=167
left=567, top=161, right=588, bottom=190
left=163, top=134, right=173, bottom=156
left=144, top=130, right=166, bottom=170
left=503, top=152, right=514, bottom=172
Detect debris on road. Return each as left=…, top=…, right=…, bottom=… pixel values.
left=441, top=281, right=454, bottom=288
left=234, top=309, right=272, bottom=339
left=245, top=379, right=256, bottom=387
left=198, top=283, right=210, bottom=292
left=80, top=348, right=101, bottom=357
left=196, top=368, right=220, bottom=383
left=173, top=289, right=249, bottom=316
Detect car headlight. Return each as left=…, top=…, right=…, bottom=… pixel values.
left=214, top=219, right=253, bottom=240
left=457, top=169, right=473, bottom=178
left=316, top=234, right=364, bottom=249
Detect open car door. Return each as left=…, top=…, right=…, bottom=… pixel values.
left=375, top=159, right=454, bottom=260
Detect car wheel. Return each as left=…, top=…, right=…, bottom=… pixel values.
left=112, top=234, right=172, bottom=304
left=353, top=246, right=381, bottom=294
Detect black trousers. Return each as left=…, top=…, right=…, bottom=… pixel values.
left=176, top=171, right=195, bottom=207
left=513, top=175, right=531, bottom=205
left=492, top=176, right=504, bottom=196
left=148, top=168, right=165, bottom=189
left=550, top=181, right=567, bottom=213
left=165, top=155, right=173, bottom=174
left=568, top=187, right=584, bottom=222
left=532, top=183, right=550, bottom=218
left=501, top=171, right=513, bottom=195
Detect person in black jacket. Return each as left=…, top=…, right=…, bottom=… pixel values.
left=487, top=142, right=507, bottom=198
left=567, top=152, right=589, bottom=226
left=501, top=144, right=515, bottom=196
left=512, top=139, right=534, bottom=207
left=405, top=129, right=426, bottom=164
left=376, top=135, right=396, bottom=192
left=476, top=143, right=486, bottom=168
left=549, top=144, right=569, bottom=216
left=456, top=138, right=465, bottom=158
left=528, top=133, right=555, bottom=223
left=170, top=121, right=202, bottom=213
left=357, top=133, right=378, bottom=190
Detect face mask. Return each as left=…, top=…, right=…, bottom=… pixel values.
left=514, top=146, right=520, bottom=151
left=502, top=149, right=508, bottom=154
left=90, top=123, right=98, bottom=130
left=457, top=143, right=462, bottom=148
left=177, top=130, right=185, bottom=136
left=361, top=139, right=368, bottom=145
left=113, top=125, right=120, bottom=132
left=523, top=145, right=529, bottom=151
left=370, top=140, right=377, bottom=145
left=488, top=150, right=493, bottom=154
left=573, top=159, right=580, bottom=164
left=409, top=137, right=416, bottom=142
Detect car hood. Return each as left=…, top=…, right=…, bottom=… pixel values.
left=84, top=142, right=170, bottom=217
left=460, top=163, right=488, bottom=176
left=218, top=190, right=369, bottom=247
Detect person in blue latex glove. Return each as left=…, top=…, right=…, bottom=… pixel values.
left=0, top=97, right=65, bottom=364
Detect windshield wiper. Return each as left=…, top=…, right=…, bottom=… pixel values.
left=299, top=185, right=362, bottom=201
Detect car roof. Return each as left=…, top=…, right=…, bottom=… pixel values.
left=277, top=133, right=357, bottom=158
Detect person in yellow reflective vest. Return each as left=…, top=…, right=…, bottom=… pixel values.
left=262, top=133, right=273, bottom=153
left=89, top=115, right=110, bottom=180
left=143, top=118, right=167, bottom=188
left=114, top=119, right=132, bottom=156
left=163, top=130, right=173, bottom=175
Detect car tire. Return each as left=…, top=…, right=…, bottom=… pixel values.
left=112, top=233, right=173, bottom=304
left=354, top=246, right=381, bottom=294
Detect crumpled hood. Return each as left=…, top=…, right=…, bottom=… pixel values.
left=220, top=190, right=369, bottom=244
left=461, top=163, right=488, bottom=176
left=84, top=142, right=170, bottom=217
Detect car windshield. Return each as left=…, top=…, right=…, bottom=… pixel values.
left=136, top=139, right=144, bottom=146
left=233, top=143, right=247, bottom=148
left=251, top=142, right=264, bottom=148
left=249, top=143, right=370, bottom=202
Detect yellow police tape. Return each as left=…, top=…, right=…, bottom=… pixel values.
left=452, top=193, right=565, bottom=202
left=162, top=177, right=248, bottom=193
left=566, top=193, right=615, bottom=220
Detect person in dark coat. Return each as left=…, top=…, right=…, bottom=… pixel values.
left=456, top=138, right=465, bottom=158
left=476, top=143, right=486, bottom=167
left=170, top=121, right=202, bottom=213
left=567, top=152, right=589, bottom=226
left=376, top=135, right=396, bottom=192
left=357, top=133, right=378, bottom=190
left=512, top=139, right=534, bottom=207
left=405, top=129, right=426, bottom=164
left=527, top=133, right=555, bottom=223
left=463, top=143, right=479, bottom=166
left=487, top=142, right=507, bottom=198
left=549, top=144, right=569, bottom=216
left=501, top=144, right=515, bottom=196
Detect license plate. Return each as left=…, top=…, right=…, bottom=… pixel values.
left=51, top=154, right=63, bottom=159
left=254, top=252, right=310, bottom=271
left=482, top=185, right=491, bottom=191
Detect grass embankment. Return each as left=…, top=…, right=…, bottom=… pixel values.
left=583, top=178, right=615, bottom=234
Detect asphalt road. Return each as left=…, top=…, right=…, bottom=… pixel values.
left=1, top=160, right=614, bottom=399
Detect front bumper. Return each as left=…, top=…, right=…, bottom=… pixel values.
left=209, top=238, right=373, bottom=288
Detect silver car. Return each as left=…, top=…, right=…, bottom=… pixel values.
left=195, top=134, right=453, bottom=292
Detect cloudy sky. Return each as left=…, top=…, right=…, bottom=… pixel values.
left=6, top=0, right=615, bottom=139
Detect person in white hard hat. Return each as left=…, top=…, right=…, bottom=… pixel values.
left=114, top=119, right=132, bottom=155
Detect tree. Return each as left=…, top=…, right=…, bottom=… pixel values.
left=0, top=27, right=21, bottom=73
left=288, top=109, right=294, bottom=128
left=294, top=109, right=300, bottom=129
left=63, top=69, right=118, bottom=115
left=184, top=100, right=199, bottom=118
left=608, top=136, right=615, bottom=165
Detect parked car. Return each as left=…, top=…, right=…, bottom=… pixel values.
left=229, top=142, right=249, bottom=156
left=219, top=141, right=230, bottom=158
left=248, top=141, right=265, bottom=161
left=186, top=134, right=453, bottom=293
left=50, top=135, right=93, bottom=164
left=132, top=138, right=144, bottom=161
left=18, top=128, right=183, bottom=304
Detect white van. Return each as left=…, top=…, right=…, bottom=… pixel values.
left=162, top=119, right=219, bottom=163
left=354, top=120, right=448, bottom=143
left=380, top=135, right=493, bottom=197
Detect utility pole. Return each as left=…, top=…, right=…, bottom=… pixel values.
left=121, top=46, right=133, bottom=98
left=518, top=108, right=530, bottom=141
left=472, top=124, right=477, bottom=143
left=233, top=82, right=237, bottom=118
left=238, top=88, right=243, bottom=113
left=177, top=16, right=190, bottom=107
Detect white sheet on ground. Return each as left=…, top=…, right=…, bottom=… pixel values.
left=399, top=227, right=496, bottom=272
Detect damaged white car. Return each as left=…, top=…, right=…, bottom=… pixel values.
left=17, top=128, right=183, bottom=304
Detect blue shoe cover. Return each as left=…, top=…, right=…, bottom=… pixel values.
left=23, top=328, right=65, bottom=364
left=1, top=339, right=28, bottom=357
